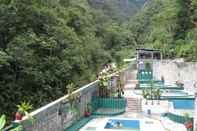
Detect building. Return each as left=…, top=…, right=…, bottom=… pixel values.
left=136, top=48, right=162, bottom=71
left=136, top=48, right=162, bottom=61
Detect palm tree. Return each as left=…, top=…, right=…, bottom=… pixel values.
left=150, top=80, right=154, bottom=105
left=142, top=89, right=149, bottom=105
left=99, top=76, right=109, bottom=97
left=67, top=83, right=77, bottom=113
left=155, top=88, right=161, bottom=105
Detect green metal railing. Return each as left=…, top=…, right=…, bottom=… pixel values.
left=165, top=113, right=193, bottom=131
left=137, top=69, right=153, bottom=81
left=91, top=97, right=126, bottom=116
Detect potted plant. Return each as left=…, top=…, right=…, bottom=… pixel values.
left=15, top=102, right=33, bottom=121
left=0, top=115, right=6, bottom=130
left=84, top=103, right=91, bottom=117
left=184, top=113, right=193, bottom=131
left=1, top=115, right=23, bottom=131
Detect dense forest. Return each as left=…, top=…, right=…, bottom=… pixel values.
left=0, top=0, right=145, bottom=121
left=129, top=0, right=197, bottom=60
left=0, top=0, right=197, bottom=122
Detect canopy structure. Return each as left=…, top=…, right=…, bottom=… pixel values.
left=136, top=48, right=162, bottom=61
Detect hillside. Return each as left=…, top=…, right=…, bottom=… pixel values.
left=128, top=0, right=197, bottom=61
left=88, top=0, right=148, bottom=22
left=1, top=0, right=197, bottom=123
left=0, top=0, right=144, bottom=122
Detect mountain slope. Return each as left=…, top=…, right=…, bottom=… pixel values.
left=88, top=0, right=148, bottom=22
left=128, top=0, right=197, bottom=61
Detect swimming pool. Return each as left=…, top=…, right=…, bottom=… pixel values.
left=162, top=90, right=188, bottom=97
left=171, top=100, right=194, bottom=109
left=134, top=89, right=193, bottom=100
left=160, top=90, right=195, bottom=100
left=105, top=119, right=140, bottom=130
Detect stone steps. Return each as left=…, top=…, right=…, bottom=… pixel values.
left=126, top=97, right=142, bottom=113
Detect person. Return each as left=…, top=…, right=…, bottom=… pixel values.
left=114, top=121, right=122, bottom=128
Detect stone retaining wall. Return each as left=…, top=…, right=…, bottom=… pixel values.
left=153, top=60, right=197, bottom=131
left=20, top=81, right=99, bottom=131
left=153, top=60, right=197, bottom=92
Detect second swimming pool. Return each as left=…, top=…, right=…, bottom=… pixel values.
left=171, top=100, right=194, bottom=109
left=105, top=119, right=140, bottom=130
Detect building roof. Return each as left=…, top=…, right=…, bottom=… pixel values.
left=136, top=48, right=161, bottom=52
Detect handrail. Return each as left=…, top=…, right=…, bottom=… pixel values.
left=19, top=80, right=99, bottom=121
left=4, top=66, right=130, bottom=131
left=21, top=67, right=128, bottom=120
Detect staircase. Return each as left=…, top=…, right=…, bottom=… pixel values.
left=126, top=97, right=142, bottom=113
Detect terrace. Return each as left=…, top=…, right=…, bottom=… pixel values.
left=3, top=49, right=197, bottom=131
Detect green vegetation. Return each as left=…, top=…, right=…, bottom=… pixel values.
left=142, top=89, right=149, bottom=105
left=129, top=0, right=197, bottom=61
left=88, top=0, right=147, bottom=23
left=17, top=102, right=33, bottom=116
left=155, top=88, right=161, bottom=105
left=0, top=0, right=139, bottom=122
left=1, top=0, right=197, bottom=124
left=66, top=83, right=78, bottom=114
left=0, top=115, right=6, bottom=130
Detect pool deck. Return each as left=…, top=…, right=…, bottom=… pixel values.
left=80, top=117, right=167, bottom=131
left=80, top=82, right=187, bottom=131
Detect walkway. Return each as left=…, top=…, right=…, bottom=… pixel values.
left=80, top=70, right=187, bottom=131
left=121, top=77, right=187, bottom=131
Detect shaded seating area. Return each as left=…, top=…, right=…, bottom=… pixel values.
left=91, top=97, right=126, bottom=116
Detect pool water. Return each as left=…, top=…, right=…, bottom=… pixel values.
left=171, top=100, right=194, bottom=109
left=163, top=90, right=188, bottom=97
left=105, top=119, right=140, bottom=130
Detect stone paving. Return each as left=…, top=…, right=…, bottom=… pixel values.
left=80, top=74, right=187, bottom=131
left=121, top=82, right=187, bottom=131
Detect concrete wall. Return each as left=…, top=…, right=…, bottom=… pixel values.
left=153, top=60, right=197, bottom=92
left=20, top=81, right=99, bottom=131
left=153, top=60, right=197, bottom=130
left=195, top=96, right=197, bottom=131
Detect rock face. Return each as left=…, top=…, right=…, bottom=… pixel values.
left=88, top=0, right=148, bottom=22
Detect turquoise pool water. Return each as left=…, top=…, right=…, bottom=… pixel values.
left=161, top=90, right=194, bottom=100
left=163, top=90, right=188, bottom=96
left=172, top=100, right=194, bottom=109
left=105, top=119, right=140, bottom=130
